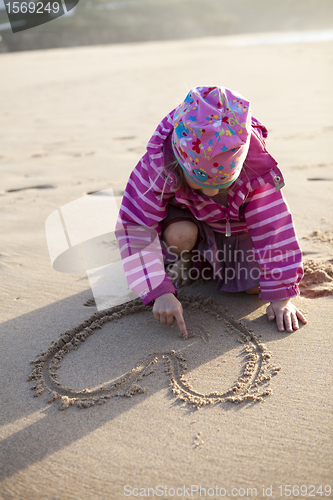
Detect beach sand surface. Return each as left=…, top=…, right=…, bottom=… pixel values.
left=0, top=34, right=332, bottom=499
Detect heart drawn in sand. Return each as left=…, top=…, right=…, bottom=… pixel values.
left=28, top=294, right=281, bottom=410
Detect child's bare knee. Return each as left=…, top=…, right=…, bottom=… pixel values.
left=245, top=286, right=260, bottom=295
left=163, top=220, right=198, bottom=254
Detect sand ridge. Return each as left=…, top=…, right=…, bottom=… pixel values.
left=303, top=229, right=333, bottom=245
left=28, top=293, right=281, bottom=410
left=300, top=259, right=333, bottom=298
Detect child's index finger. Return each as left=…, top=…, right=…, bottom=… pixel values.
left=174, top=310, right=188, bottom=337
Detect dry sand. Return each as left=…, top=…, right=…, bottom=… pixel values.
left=0, top=33, right=332, bottom=499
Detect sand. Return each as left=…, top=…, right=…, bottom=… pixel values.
left=0, top=33, right=332, bottom=499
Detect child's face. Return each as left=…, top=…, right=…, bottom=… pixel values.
left=183, top=171, right=220, bottom=197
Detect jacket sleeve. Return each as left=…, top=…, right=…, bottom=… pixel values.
left=116, top=153, right=177, bottom=306
left=244, top=184, right=304, bottom=302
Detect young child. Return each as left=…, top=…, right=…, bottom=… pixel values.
left=116, top=86, right=307, bottom=336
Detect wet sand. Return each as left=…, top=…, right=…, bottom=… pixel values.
left=0, top=33, right=332, bottom=499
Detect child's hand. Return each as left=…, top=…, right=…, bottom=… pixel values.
left=153, top=293, right=188, bottom=336
left=266, top=299, right=307, bottom=333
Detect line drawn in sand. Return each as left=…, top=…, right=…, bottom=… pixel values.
left=28, top=294, right=281, bottom=411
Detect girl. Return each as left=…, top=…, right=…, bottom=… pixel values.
left=116, top=86, right=307, bottom=335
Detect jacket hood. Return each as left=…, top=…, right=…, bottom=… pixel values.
left=146, top=110, right=284, bottom=193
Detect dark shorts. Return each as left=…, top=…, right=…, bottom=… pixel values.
left=161, top=204, right=260, bottom=293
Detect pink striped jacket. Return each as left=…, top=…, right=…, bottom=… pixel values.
left=116, top=110, right=303, bottom=305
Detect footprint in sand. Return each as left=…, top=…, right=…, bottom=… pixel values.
left=72, top=152, right=95, bottom=157
left=4, top=185, right=56, bottom=193
left=113, top=136, right=136, bottom=141
left=307, top=177, right=333, bottom=182
left=113, top=135, right=144, bottom=152
left=84, top=190, right=124, bottom=196
left=28, top=294, right=281, bottom=411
